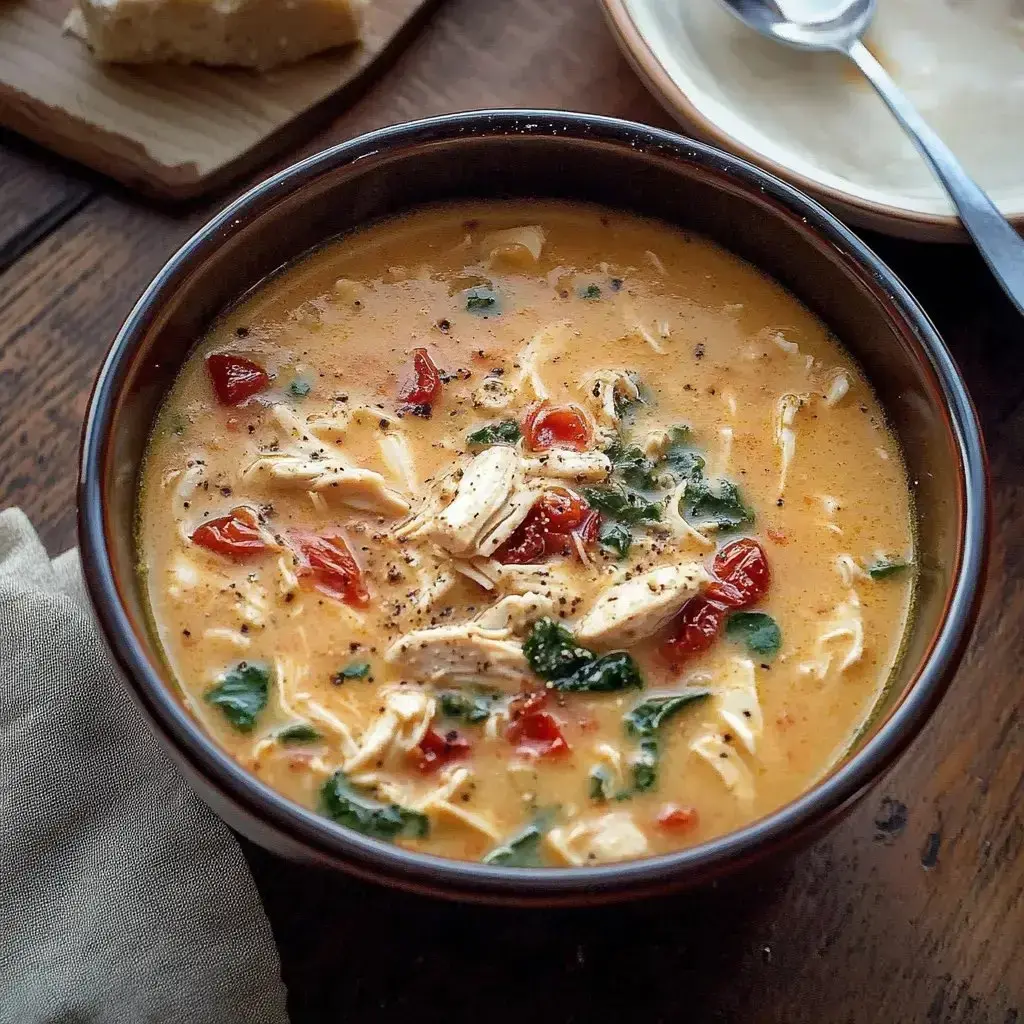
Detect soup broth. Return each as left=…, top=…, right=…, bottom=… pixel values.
left=138, top=202, right=914, bottom=866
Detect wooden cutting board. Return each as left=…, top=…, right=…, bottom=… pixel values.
left=0, top=0, right=440, bottom=199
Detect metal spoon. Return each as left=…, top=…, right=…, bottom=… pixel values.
left=716, top=0, right=1024, bottom=317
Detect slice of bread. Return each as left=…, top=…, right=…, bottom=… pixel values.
left=66, top=0, right=366, bottom=70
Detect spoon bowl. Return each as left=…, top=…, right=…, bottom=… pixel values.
left=720, top=0, right=874, bottom=50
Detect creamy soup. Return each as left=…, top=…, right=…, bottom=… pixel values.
left=139, top=202, right=914, bottom=867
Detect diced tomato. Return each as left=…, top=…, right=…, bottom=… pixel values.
left=290, top=533, right=369, bottom=608
left=706, top=538, right=771, bottom=608
left=191, top=506, right=271, bottom=560
left=662, top=596, right=726, bottom=668
left=535, top=488, right=587, bottom=531
left=494, top=489, right=595, bottom=564
left=506, top=690, right=568, bottom=757
left=206, top=353, right=271, bottom=406
left=507, top=710, right=569, bottom=758
left=657, top=804, right=700, bottom=832
left=397, top=347, right=442, bottom=407
left=415, top=728, right=470, bottom=773
left=523, top=402, right=593, bottom=452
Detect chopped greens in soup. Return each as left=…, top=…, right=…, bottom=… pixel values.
left=138, top=202, right=915, bottom=866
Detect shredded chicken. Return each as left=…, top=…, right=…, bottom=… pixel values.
left=343, top=687, right=436, bottom=774
left=581, top=369, right=640, bottom=428
left=576, top=562, right=710, bottom=648
left=773, top=393, right=808, bottom=498
left=798, top=591, right=865, bottom=680
left=475, top=593, right=556, bottom=633
left=546, top=811, right=649, bottom=866
left=521, top=450, right=611, bottom=482
left=691, top=733, right=755, bottom=803
left=483, top=225, right=546, bottom=267
left=384, top=623, right=533, bottom=691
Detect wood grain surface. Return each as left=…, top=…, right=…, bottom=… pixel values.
left=0, top=0, right=1021, bottom=1020
left=0, top=0, right=442, bottom=198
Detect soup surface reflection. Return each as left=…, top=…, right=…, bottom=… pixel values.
left=139, top=202, right=915, bottom=866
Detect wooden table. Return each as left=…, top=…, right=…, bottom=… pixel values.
left=2, top=0, right=1021, bottom=1019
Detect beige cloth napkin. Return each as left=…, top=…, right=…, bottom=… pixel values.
left=0, top=508, right=290, bottom=1024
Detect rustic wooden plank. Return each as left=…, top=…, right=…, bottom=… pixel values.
left=0, top=0, right=444, bottom=199
left=0, top=0, right=1020, bottom=1020
left=0, top=133, right=92, bottom=270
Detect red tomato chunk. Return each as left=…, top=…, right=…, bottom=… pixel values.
left=706, top=538, right=771, bottom=608
left=523, top=403, right=593, bottom=452
left=494, top=489, right=598, bottom=565
left=661, top=596, right=727, bottom=668
left=290, top=533, right=369, bottom=608
left=191, top=506, right=271, bottom=560
left=415, top=728, right=470, bottom=774
left=657, top=805, right=700, bottom=832
left=397, top=348, right=442, bottom=407
left=507, top=691, right=569, bottom=758
left=206, top=353, right=271, bottom=406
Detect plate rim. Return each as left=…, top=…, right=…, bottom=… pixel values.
left=601, top=0, right=1024, bottom=242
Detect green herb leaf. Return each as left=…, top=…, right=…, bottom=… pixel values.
left=483, top=824, right=544, bottom=866
left=726, top=612, right=782, bottom=658
left=465, top=287, right=500, bottom=315
left=333, top=660, right=371, bottom=683
left=439, top=690, right=494, bottom=724
left=583, top=484, right=663, bottom=525
left=589, top=765, right=613, bottom=802
left=205, top=662, right=269, bottom=732
left=467, top=420, right=521, bottom=447
left=579, top=283, right=602, bottom=300
left=277, top=723, right=320, bottom=744
left=320, top=772, right=429, bottom=841
left=553, top=651, right=644, bottom=693
left=660, top=426, right=706, bottom=480
left=868, top=558, right=908, bottom=580
left=288, top=379, right=312, bottom=398
left=598, top=520, right=632, bottom=559
left=604, top=441, right=657, bottom=490
left=682, top=478, right=754, bottom=530
left=523, top=618, right=595, bottom=681
left=624, top=689, right=711, bottom=737
left=631, top=738, right=659, bottom=793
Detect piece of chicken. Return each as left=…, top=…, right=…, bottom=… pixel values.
left=546, top=811, right=649, bottom=866
left=522, top=450, right=612, bottom=482
left=575, top=562, right=710, bottom=648
left=427, top=446, right=521, bottom=555
left=384, top=623, right=533, bottom=690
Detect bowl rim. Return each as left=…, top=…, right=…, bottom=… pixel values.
left=78, top=109, right=988, bottom=901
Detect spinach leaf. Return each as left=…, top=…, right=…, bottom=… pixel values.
left=726, top=612, right=782, bottom=658
left=320, top=772, right=429, bottom=841
left=332, top=660, right=371, bottom=684
left=682, top=478, right=754, bottom=529
left=465, top=287, right=500, bottom=315
left=579, top=283, right=602, bottom=300
left=523, top=618, right=594, bottom=681
left=554, top=651, right=644, bottom=694
left=205, top=662, right=269, bottom=732
left=624, top=689, right=711, bottom=737
left=631, top=739, right=659, bottom=793
left=277, top=723, right=320, bottom=744
left=583, top=484, right=663, bottom=525
left=483, top=824, right=544, bottom=866
left=467, top=420, right=521, bottom=447
left=868, top=558, right=908, bottom=580
left=439, top=690, right=494, bottom=724
left=658, top=425, right=705, bottom=480
left=604, top=441, right=657, bottom=490
left=598, top=520, right=632, bottom=559
left=288, top=379, right=312, bottom=398
left=588, top=766, right=614, bottom=802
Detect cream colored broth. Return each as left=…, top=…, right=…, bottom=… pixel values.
left=138, top=202, right=914, bottom=866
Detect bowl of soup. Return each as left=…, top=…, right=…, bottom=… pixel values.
left=79, top=111, right=987, bottom=904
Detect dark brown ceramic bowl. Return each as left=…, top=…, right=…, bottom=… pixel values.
left=79, top=110, right=987, bottom=905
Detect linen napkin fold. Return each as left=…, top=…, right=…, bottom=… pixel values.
left=0, top=508, right=290, bottom=1024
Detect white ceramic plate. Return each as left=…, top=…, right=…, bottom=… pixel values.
left=602, top=0, right=1024, bottom=239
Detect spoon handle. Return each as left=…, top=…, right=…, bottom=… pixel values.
left=846, top=38, right=1024, bottom=317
